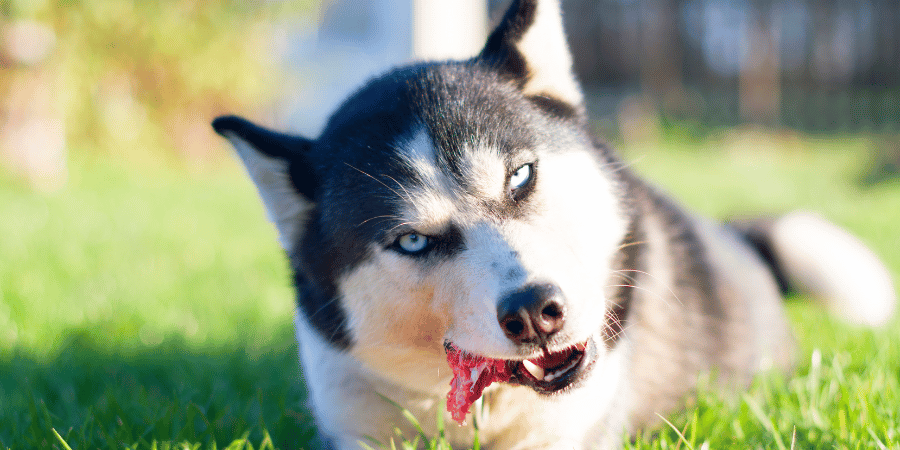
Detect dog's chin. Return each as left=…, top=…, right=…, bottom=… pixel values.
left=506, top=338, right=598, bottom=395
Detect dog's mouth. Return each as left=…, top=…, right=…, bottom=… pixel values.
left=507, top=340, right=595, bottom=394
left=444, top=339, right=597, bottom=424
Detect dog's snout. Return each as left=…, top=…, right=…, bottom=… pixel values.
left=497, top=283, right=567, bottom=344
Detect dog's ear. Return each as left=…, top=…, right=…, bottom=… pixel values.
left=212, top=115, right=315, bottom=252
left=479, top=0, right=583, bottom=111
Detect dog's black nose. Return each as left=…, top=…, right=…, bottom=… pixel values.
left=497, top=283, right=566, bottom=345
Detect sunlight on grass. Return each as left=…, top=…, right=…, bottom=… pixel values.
left=0, top=155, right=293, bottom=358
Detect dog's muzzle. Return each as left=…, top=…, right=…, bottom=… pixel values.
left=494, top=283, right=597, bottom=394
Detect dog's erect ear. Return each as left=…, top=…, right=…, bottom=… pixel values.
left=212, top=115, right=315, bottom=252
left=479, top=0, right=583, bottom=110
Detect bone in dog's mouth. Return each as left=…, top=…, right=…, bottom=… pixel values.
left=444, top=340, right=596, bottom=424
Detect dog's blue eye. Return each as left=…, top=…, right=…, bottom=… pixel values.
left=509, top=164, right=533, bottom=190
left=397, top=233, right=429, bottom=254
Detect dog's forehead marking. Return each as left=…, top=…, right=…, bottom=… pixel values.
left=397, top=128, right=458, bottom=232
left=400, top=190, right=459, bottom=236
left=396, top=127, right=508, bottom=232
left=399, top=128, right=441, bottom=183
left=458, top=147, right=508, bottom=201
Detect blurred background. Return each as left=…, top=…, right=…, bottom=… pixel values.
left=2, top=0, right=899, bottom=187
left=1, top=0, right=898, bottom=448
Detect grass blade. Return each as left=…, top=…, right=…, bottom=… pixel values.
left=656, top=413, right=694, bottom=450
left=742, top=394, right=787, bottom=450
left=52, top=428, right=74, bottom=450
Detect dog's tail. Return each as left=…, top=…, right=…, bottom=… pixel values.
left=729, top=211, right=896, bottom=327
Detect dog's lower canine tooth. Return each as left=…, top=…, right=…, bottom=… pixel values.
left=523, top=359, right=545, bottom=380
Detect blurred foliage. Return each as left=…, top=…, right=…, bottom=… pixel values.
left=1, top=0, right=314, bottom=165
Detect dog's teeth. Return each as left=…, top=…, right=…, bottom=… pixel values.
left=542, top=358, right=581, bottom=382
left=522, top=359, right=545, bottom=380
left=544, top=372, right=563, bottom=382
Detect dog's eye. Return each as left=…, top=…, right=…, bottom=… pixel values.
left=509, top=163, right=533, bottom=192
left=396, top=233, right=430, bottom=254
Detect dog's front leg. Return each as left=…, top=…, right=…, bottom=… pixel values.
left=295, top=314, right=447, bottom=449
left=304, top=372, right=452, bottom=450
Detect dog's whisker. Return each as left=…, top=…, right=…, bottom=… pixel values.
left=308, top=296, right=346, bottom=322
left=608, top=270, right=639, bottom=286
left=344, top=162, right=412, bottom=203
left=387, top=221, right=417, bottom=234
left=616, top=240, right=648, bottom=251
left=356, top=214, right=401, bottom=229
left=606, top=283, right=674, bottom=309
left=602, top=321, right=636, bottom=344
left=602, top=307, right=636, bottom=336
left=613, top=269, right=684, bottom=306
left=600, top=156, right=644, bottom=174
left=382, top=173, right=415, bottom=204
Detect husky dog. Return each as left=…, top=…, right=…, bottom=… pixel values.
left=212, top=0, right=896, bottom=448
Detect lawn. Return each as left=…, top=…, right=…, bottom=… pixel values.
left=1, top=131, right=898, bottom=449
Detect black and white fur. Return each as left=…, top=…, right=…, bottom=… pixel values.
left=212, top=1, right=896, bottom=448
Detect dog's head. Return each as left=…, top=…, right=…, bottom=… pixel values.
left=214, top=0, right=629, bottom=394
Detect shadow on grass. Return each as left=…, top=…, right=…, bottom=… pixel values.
left=0, top=327, right=317, bottom=449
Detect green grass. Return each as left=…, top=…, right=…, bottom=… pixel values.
left=2, top=131, right=899, bottom=449
left=1, top=155, right=313, bottom=449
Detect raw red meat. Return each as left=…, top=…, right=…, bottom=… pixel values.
left=445, top=344, right=511, bottom=424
